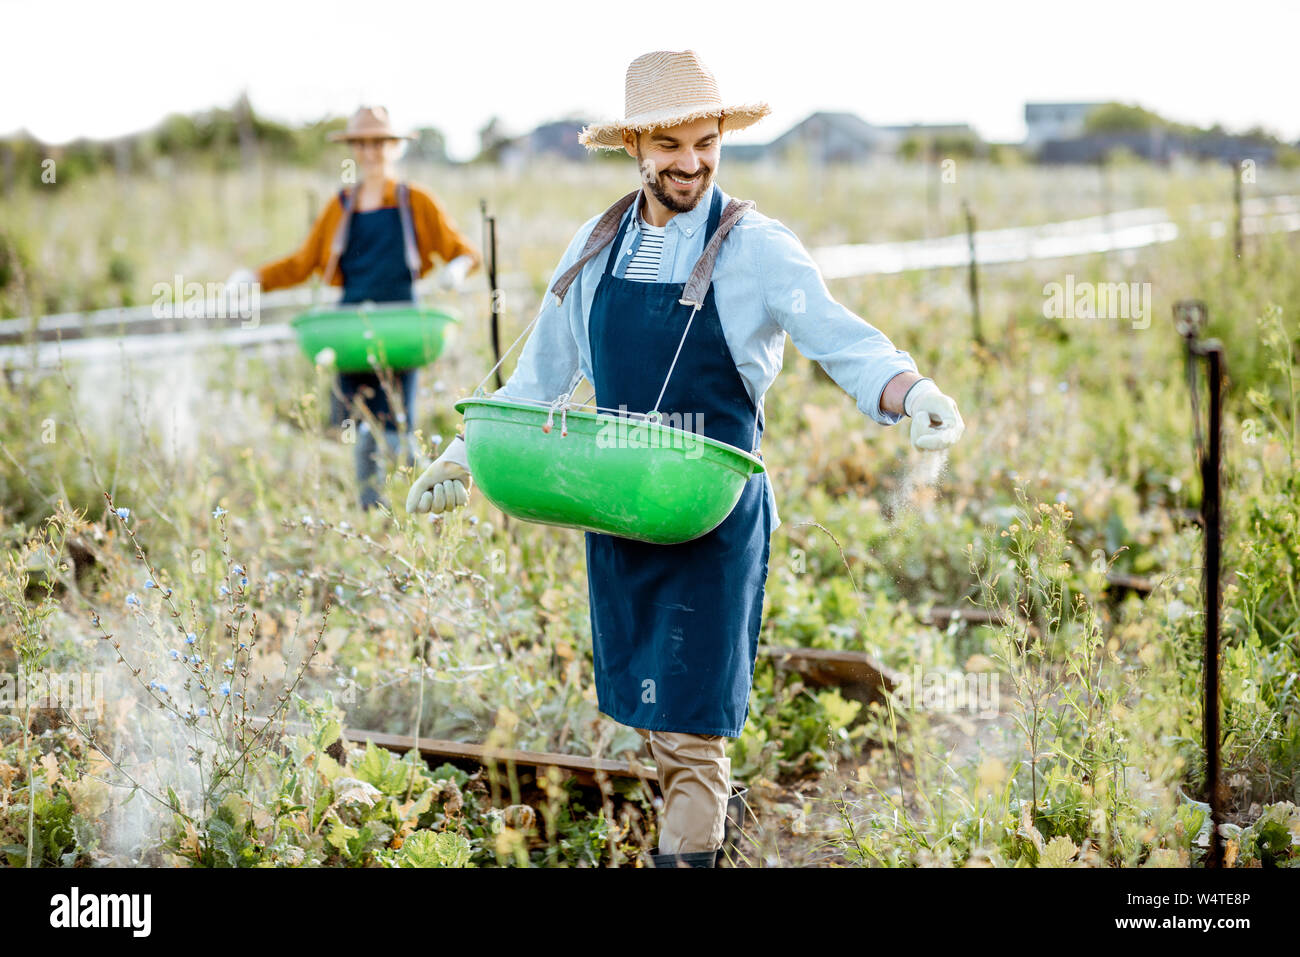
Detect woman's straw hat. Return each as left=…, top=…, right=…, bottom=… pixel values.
left=329, top=106, right=414, bottom=142
left=579, top=50, right=771, bottom=151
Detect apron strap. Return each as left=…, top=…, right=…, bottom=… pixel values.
left=395, top=183, right=421, bottom=282
left=321, top=184, right=360, bottom=288
left=650, top=196, right=755, bottom=416
left=678, top=198, right=754, bottom=308
left=548, top=189, right=640, bottom=305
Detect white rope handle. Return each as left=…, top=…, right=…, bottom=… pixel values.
left=472, top=307, right=543, bottom=396
left=466, top=389, right=665, bottom=423
left=650, top=302, right=701, bottom=416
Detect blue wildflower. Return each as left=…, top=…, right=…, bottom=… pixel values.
left=224, top=658, right=234, bottom=669
left=184, top=632, right=196, bottom=645
left=219, top=584, right=230, bottom=596
left=189, top=655, right=201, bottom=665
left=198, top=707, right=208, bottom=717
left=212, top=506, right=227, bottom=519
left=232, top=564, right=244, bottom=576
left=115, top=507, right=130, bottom=521
left=220, top=683, right=231, bottom=696
left=169, top=649, right=180, bottom=660
left=145, top=579, right=155, bottom=589
left=125, top=592, right=141, bottom=608
left=240, top=576, right=248, bottom=588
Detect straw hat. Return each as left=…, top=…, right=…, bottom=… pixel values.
left=579, top=50, right=771, bottom=151
left=328, top=106, right=414, bottom=142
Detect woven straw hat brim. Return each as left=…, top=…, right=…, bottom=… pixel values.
left=579, top=101, right=772, bottom=150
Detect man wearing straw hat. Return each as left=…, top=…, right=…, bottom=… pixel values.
left=408, top=50, right=965, bottom=867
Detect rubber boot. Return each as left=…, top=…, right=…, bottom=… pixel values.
left=648, top=848, right=720, bottom=868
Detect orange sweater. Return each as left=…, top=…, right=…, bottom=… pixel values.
left=256, top=178, right=481, bottom=291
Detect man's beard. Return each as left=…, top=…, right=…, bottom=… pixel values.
left=638, top=149, right=713, bottom=213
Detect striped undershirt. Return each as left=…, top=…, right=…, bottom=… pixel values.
left=624, top=219, right=666, bottom=282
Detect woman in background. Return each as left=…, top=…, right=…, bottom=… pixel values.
left=230, top=106, right=480, bottom=509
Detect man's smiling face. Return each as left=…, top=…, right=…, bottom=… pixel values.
left=622, top=115, right=723, bottom=217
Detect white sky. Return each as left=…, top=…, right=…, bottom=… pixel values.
left=4, top=0, right=1297, bottom=160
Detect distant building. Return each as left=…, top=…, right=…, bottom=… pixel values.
left=1038, top=129, right=1276, bottom=166
left=728, top=112, right=980, bottom=164
left=499, top=119, right=590, bottom=167
left=879, top=122, right=975, bottom=140
left=495, top=111, right=985, bottom=167
left=1024, top=102, right=1106, bottom=147
left=763, top=111, right=901, bottom=164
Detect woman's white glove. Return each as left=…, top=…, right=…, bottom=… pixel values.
left=225, top=267, right=257, bottom=290
left=905, top=379, right=965, bottom=451
left=406, top=435, right=472, bottom=514
left=223, top=268, right=259, bottom=322
left=436, top=254, right=474, bottom=292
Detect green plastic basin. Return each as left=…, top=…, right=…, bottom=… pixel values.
left=291, top=304, right=459, bottom=372
left=454, top=396, right=765, bottom=544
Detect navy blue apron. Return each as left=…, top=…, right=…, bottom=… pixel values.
left=332, top=194, right=416, bottom=430
left=585, top=187, right=773, bottom=738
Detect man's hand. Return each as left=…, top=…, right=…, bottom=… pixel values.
left=905, top=379, right=965, bottom=451
left=406, top=436, right=473, bottom=514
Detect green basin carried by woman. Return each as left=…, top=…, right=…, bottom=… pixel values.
left=454, top=396, right=765, bottom=545
left=291, top=304, right=459, bottom=372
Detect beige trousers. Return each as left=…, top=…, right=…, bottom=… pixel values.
left=635, top=727, right=731, bottom=853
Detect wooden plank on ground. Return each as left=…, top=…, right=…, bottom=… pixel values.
left=760, top=644, right=901, bottom=698
left=250, top=716, right=657, bottom=788
left=343, top=726, right=658, bottom=788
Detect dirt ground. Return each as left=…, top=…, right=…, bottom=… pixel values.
left=726, top=707, right=1021, bottom=867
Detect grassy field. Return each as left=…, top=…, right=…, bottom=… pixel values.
left=1, top=155, right=1299, bottom=867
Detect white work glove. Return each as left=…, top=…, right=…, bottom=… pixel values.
left=406, top=435, right=472, bottom=514
left=436, top=254, right=474, bottom=292
left=225, top=267, right=257, bottom=291
left=224, top=268, right=257, bottom=306
left=222, top=268, right=259, bottom=323
left=904, top=378, right=965, bottom=451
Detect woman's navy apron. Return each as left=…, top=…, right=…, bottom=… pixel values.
left=585, top=187, right=773, bottom=738
left=332, top=196, right=417, bottom=430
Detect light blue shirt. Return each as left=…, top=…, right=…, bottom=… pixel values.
left=490, top=182, right=920, bottom=529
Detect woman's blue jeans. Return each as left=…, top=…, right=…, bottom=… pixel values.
left=331, top=368, right=418, bottom=509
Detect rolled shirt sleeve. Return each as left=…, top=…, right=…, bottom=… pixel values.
left=411, top=187, right=482, bottom=275
left=755, top=219, right=918, bottom=426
